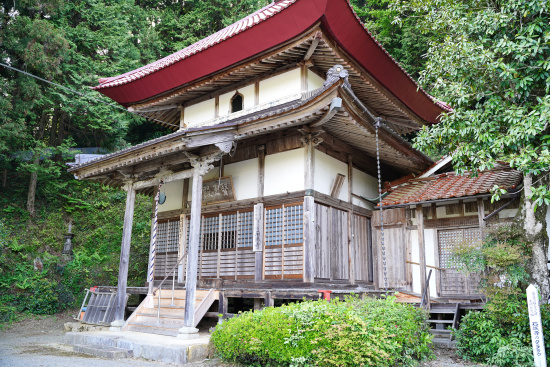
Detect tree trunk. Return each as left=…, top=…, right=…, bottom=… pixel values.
left=26, top=112, right=47, bottom=217
left=518, top=173, right=550, bottom=302
left=26, top=155, right=40, bottom=217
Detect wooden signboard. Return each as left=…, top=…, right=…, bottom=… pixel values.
left=202, top=176, right=235, bottom=205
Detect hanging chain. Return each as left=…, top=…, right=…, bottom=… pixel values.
left=374, top=118, right=388, bottom=289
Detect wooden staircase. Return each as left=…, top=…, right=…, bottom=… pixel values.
left=427, top=303, right=460, bottom=344
left=123, top=289, right=218, bottom=337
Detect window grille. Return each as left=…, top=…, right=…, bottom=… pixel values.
left=203, top=216, right=219, bottom=251
left=284, top=204, right=303, bottom=244
left=157, top=220, right=179, bottom=253
left=265, top=206, right=284, bottom=246
left=265, top=204, right=303, bottom=247
left=220, top=213, right=237, bottom=249
left=237, top=211, right=253, bottom=247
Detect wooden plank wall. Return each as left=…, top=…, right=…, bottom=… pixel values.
left=372, top=208, right=408, bottom=288
left=353, top=214, right=370, bottom=282
left=314, top=203, right=350, bottom=280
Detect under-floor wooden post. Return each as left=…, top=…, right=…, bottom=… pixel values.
left=182, top=167, right=203, bottom=333
left=111, top=182, right=136, bottom=328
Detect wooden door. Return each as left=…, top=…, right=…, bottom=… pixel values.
left=438, top=227, right=482, bottom=296
left=314, top=203, right=349, bottom=281
left=353, top=214, right=372, bottom=283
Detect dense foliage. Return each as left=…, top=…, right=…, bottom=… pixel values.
left=449, top=224, right=546, bottom=366
left=211, top=296, right=433, bottom=367
left=0, top=170, right=151, bottom=324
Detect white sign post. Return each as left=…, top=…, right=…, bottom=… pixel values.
left=527, top=284, right=547, bottom=367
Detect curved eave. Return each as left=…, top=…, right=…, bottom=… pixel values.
left=94, top=0, right=446, bottom=124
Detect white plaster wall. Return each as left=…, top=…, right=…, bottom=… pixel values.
left=184, top=99, right=216, bottom=127
left=223, top=158, right=259, bottom=200
left=259, top=68, right=301, bottom=105
left=307, top=70, right=324, bottom=91
left=158, top=179, right=183, bottom=212
left=351, top=168, right=378, bottom=210
left=264, top=148, right=305, bottom=196
left=218, top=84, right=255, bottom=117
left=314, top=150, right=348, bottom=201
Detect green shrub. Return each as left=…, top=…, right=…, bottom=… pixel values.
left=211, top=296, right=433, bottom=367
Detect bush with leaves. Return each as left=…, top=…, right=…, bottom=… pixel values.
left=211, top=296, right=433, bottom=367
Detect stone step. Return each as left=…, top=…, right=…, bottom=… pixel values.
left=429, top=329, right=452, bottom=336
left=127, top=323, right=180, bottom=337
left=73, top=344, right=133, bottom=359
left=428, top=319, right=454, bottom=324
left=428, top=309, right=456, bottom=314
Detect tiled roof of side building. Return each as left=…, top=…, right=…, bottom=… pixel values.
left=379, top=169, right=522, bottom=207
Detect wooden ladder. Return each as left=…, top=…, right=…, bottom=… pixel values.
left=427, top=303, right=460, bottom=345
left=122, top=289, right=218, bottom=337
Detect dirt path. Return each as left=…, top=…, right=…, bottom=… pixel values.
left=0, top=311, right=486, bottom=366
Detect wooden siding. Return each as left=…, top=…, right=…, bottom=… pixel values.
left=314, top=204, right=349, bottom=280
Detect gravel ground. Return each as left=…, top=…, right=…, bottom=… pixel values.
left=0, top=311, right=486, bottom=367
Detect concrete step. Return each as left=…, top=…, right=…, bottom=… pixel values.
left=134, top=314, right=186, bottom=326
left=127, top=323, right=181, bottom=337
left=73, top=343, right=133, bottom=359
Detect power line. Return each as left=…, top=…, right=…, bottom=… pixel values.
left=0, top=61, right=181, bottom=129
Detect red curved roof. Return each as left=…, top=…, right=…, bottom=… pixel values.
left=93, top=0, right=448, bottom=123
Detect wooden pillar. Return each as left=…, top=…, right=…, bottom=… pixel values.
left=304, top=134, right=314, bottom=191
left=254, top=82, right=260, bottom=106
left=182, top=167, right=203, bottom=333
left=258, top=145, right=265, bottom=197
left=303, top=195, right=315, bottom=283
left=111, top=182, right=136, bottom=327
left=416, top=204, right=429, bottom=303
left=477, top=198, right=486, bottom=236
left=253, top=203, right=264, bottom=281
left=347, top=156, right=355, bottom=284
left=264, top=291, right=274, bottom=307
left=182, top=178, right=190, bottom=209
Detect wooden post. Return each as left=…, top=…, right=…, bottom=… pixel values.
left=304, top=134, right=314, bottom=191
left=254, top=82, right=259, bottom=106
left=258, top=145, right=265, bottom=197
left=182, top=178, right=190, bottom=209
left=180, top=166, right=204, bottom=337
left=347, top=157, right=355, bottom=284
left=111, top=182, right=136, bottom=329
left=264, top=291, right=274, bottom=307
left=416, top=204, right=429, bottom=304
left=477, top=198, right=486, bottom=236
left=303, top=196, right=315, bottom=283
left=301, top=63, right=308, bottom=92
left=179, top=107, right=185, bottom=130
left=253, top=203, right=264, bottom=282
left=218, top=291, right=226, bottom=323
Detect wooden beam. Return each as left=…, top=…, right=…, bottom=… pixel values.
left=304, top=32, right=322, bottom=61
left=183, top=167, right=204, bottom=329
left=303, top=196, right=315, bottom=283
left=129, top=104, right=178, bottom=113
left=112, top=182, right=136, bottom=326
left=416, top=204, right=429, bottom=304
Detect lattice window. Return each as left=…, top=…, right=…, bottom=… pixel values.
left=220, top=213, right=237, bottom=249
left=157, top=220, right=179, bottom=253
left=284, top=204, right=303, bottom=244
left=238, top=211, right=253, bottom=247
left=203, top=216, right=219, bottom=251
left=265, top=206, right=283, bottom=246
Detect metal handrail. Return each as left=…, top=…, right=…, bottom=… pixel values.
left=151, top=249, right=187, bottom=324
